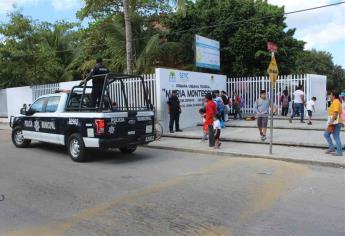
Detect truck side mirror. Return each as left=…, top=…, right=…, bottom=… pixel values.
left=20, top=108, right=27, bottom=115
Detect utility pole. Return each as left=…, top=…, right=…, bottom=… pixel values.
left=267, top=42, right=279, bottom=155
left=269, top=52, right=274, bottom=155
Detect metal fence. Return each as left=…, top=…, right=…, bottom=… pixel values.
left=227, top=74, right=313, bottom=114
left=0, top=89, right=8, bottom=117
left=108, top=74, right=156, bottom=109
left=32, top=83, right=60, bottom=101
left=30, top=75, right=157, bottom=108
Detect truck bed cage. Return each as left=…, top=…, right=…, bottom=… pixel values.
left=66, top=73, right=153, bottom=112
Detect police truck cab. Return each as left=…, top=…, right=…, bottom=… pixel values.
left=10, top=74, right=155, bottom=162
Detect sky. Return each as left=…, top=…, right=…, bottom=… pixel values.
left=0, top=0, right=344, bottom=67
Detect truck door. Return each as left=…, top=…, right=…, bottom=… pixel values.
left=22, top=97, right=47, bottom=141
left=42, top=96, right=63, bottom=144
left=22, top=96, right=63, bottom=145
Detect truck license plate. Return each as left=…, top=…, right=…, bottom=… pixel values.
left=145, top=136, right=155, bottom=142
left=146, top=125, right=153, bottom=134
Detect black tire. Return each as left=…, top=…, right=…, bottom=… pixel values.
left=67, top=133, right=87, bottom=162
left=12, top=127, right=31, bottom=148
left=119, top=146, right=137, bottom=154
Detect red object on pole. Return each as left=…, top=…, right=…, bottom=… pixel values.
left=267, top=42, right=278, bottom=52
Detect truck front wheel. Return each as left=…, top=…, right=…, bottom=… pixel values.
left=12, top=127, right=31, bottom=148
left=67, top=133, right=87, bottom=162
left=119, top=146, right=137, bottom=154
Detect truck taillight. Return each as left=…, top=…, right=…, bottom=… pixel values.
left=95, top=119, right=105, bottom=135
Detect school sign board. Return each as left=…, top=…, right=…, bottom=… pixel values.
left=195, top=35, right=220, bottom=70
left=155, top=68, right=226, bottom=130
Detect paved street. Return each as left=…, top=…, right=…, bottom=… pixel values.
left=0, top=128, right=344, bottom=236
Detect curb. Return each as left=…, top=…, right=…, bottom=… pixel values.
left=145, top=145, right=345, bottom=169
left=230, top=116, right=327, bottom=122
left=229, top=114, right=327, bottom=122
left=196, top=123, right=330, bottom=132
left=163, top=134, right=343, bottom=149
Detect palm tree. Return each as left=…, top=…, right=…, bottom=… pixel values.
left=122, top=0, right=185, bottom=74
left=79, top=0, right=186, bottom=74
left=123, top=0, right=133, bottom=74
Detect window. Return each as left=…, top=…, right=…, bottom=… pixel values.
left=29, top=98, right=46, bottom=114
left=46, top=96, right=61, bottom=112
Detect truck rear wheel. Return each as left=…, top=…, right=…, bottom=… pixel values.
left=119, top=146, right=137, bottom=154
left=67, top=133, right=87, bottom=162
left=12, top=127, right=31, bottom=148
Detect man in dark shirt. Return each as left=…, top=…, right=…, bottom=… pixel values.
left=167, top=90, right=182, bottom=133
left=80, top=58, right=109, bottom=108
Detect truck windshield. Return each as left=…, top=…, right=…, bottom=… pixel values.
left=66, top=74, right=152, bottom=112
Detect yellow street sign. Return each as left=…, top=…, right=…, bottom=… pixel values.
left=267, top=55, right=279, bottom=84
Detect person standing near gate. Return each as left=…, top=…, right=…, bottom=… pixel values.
left=167, top=90, right=182, bottom=133
left=280, top=87, right=291, bottom=116
left=221, top=91, right=230, bottom=122
left=289, top=85, right=305, bottom=123
left=205, top=93, right=217, bottom=147
left=254, top=90, right=270, bottom=141
left=232, top=93, right=242, bottom=120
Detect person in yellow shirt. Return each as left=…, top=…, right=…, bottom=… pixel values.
left=324, top=91, right=343, bottom=156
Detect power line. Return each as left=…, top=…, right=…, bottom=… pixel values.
left=285, top=1, right=344, bottom=15
left=163, top=1, right=345, bottom=36
left=25, top=1, right=345, bottom=53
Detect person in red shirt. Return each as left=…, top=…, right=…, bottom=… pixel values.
left=205, top=93, right=217, bottom=147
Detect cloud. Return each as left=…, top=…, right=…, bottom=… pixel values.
left=268, top=0, right=345, bottom=50
left=300, top=22, right=345, bottom=49
left=0, top=0, right=40, bottom=14
left=51, top=0, right=81, bottom=11
left=0, top=0, right=82, bottom=15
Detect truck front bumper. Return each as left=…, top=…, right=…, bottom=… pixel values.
left=83, top=134, right=155, bottom=149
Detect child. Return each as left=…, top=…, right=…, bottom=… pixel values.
left=213, top=115, right=222, bottom=149
left=199, top=108, right=208, bottom=142
left=306, top=97, right=317, bottom=125
left=254, top=90, right=270, bottom=141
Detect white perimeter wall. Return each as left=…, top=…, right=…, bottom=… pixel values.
left=59, top=81, right=80, bottom=90
left=308, top=74, right=327, bottom=114
left=6, top=86, right=32, bottom=120
left=1, top=72, right=327, bottom=124
left=155, top=68, right=227, bottom=130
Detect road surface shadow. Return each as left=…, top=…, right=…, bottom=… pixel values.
left=29, top=142, right=156, bottom=164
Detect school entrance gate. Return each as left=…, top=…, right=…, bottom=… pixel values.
left=227, top=74, right=327, bottom=115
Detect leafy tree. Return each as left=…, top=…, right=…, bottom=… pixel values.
left=78, top=0, right=185, bottom=74
left=163, top=0, right=305, bottom=75
left=1, top=1, right=343, bottom=89
left=0, top=12, right=78, bottom=88
left=70, top=13, right=184, bottom=75
left=295, top=50, right=345, bottom=91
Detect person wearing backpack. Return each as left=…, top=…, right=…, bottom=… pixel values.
left=280, top=88, right=291, bottom=116
left=221, top=91, right=230, bottom=122
left=232, top=93, right=242, bottom=120
left=213, top=90, right=225, bottom=126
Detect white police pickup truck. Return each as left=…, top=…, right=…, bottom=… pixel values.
left=10, top=74, right=156, bottom=162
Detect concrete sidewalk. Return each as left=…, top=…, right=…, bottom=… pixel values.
left=166, top=125, right=345, bottom=149
left=198, top=119, right=344, bottom=131
left=0, top=122, right=9, bottom=130
left=148, top=138, right=345, bottom=168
